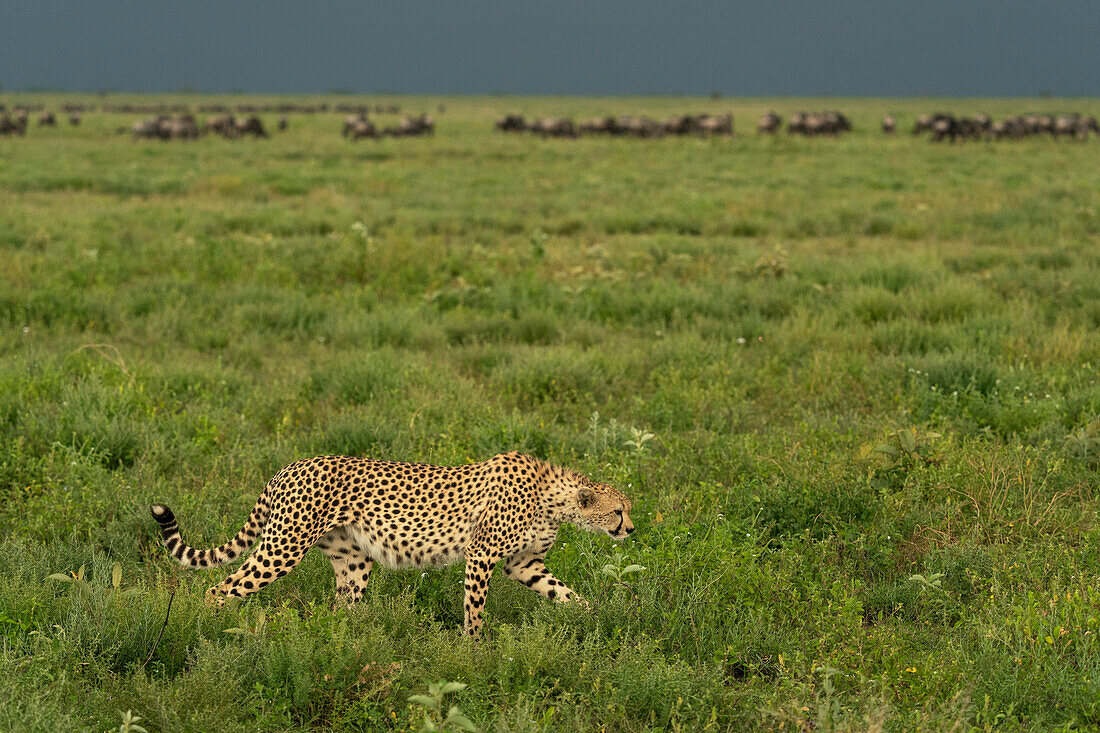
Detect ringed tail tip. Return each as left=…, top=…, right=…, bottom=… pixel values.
left=150, top=504, right=174, bottom=523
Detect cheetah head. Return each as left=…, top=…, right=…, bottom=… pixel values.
left=574, top=478, right=634, bottom=541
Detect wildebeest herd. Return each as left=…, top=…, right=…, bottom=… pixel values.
left=94, top=102, right=399, bottom=115
left=342, top=112, right=435, bottom=140
left=128, top=114, right=270, bottom=140
left=0, top=101, right=423, bottom=141
left=0, top=106, right=85, bottom=135
left=495, top=113, right=734, bottom=138
left=2, top=102, right=1098, bottom=144
left=0, top=109, right=28, bottom=135
left=756, top=111, right=852, bottom=136
left=906, top=112, right=1099, bottom=141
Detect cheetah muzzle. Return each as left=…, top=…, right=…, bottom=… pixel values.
left=150, top=451, right=634, bottom=637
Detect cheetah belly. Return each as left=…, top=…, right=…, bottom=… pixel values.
left=345, top=522, right=470, bottom=570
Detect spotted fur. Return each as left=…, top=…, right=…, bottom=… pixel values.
left=150, top=451, right=634, bottom=636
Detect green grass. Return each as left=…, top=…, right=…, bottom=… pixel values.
left=2, top=93, right=1100, bottom=731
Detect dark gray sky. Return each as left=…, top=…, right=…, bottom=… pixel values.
left=2, top=1, right=1097, bottom=96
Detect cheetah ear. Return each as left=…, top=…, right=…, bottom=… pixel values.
left=578, top=488, right=597, bottom=509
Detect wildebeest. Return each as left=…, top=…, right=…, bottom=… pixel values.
left=0, top=114, right=28, bottom=136
left=1027, top=114, right=1054, bottom=135
left=1053, top=114, right=1089, bottom=139
left=233, top=116, right=268, bottom=138
left=68, top=112, right=82, bottom=126
left=342, top=114, right=366, bottom=137
left=912, top=113, right=940, bottom=135
left=991, top=118, right=1024, bottom=140
left=38, top=111, right=57, bottom=127
left=133, top=115, right=199, bottom=140
left=580, top=116, right=620, bottom=135
left=930, top=116, right=960, bottom=142
left=926, top=115, right=981, bottom=142
left=165, top=115, right=201, bottom=140
left=914, top=113, right=978, bottom=139
left=530, top=117, right=577, bottom=138
left=757, top=111, right=782, bottom=134
left=205, top=114, right=236, bottom=137
left=200, top=114, right=267, bottom=138
left=787, top=111, right=850, bottom=136
left=695, top=113, right=733, bottom=136
left=658, top=113, right=731, bottom=136
left=495, top=114, right=528, bottom=132
left=346, top=117, right=379, bottom=140
left=616, top=116, right=664, bottom=138
left=383, top=113, right=434, bottom=137
left=131, top=118, right=161, bottom=139
left=663, top=115, right=696, bottom=135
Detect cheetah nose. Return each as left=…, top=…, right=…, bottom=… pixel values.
left=624, top=526, right=635, bottom=535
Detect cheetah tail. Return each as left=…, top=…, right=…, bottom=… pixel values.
left=149, top=498, right=269, bottom=568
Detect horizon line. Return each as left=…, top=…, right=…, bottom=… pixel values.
left=1, top=90, right=1095, bottom=101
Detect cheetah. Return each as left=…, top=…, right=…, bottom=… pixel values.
left=150, top=451, right=634, bottom=636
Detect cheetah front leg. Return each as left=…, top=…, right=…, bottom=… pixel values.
left=316, top=527, right=374, bottom=603
left=462, top=544, right=503, bottom=637
left=503, top=552, right=586, bottom=606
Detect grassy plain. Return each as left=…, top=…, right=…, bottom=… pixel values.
left=1, top=94, right=1100, bottom=731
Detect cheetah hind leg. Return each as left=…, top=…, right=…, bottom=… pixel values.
left=316, top=526, right=374, bottom=604
left=207, top=538, right=307, bottom=605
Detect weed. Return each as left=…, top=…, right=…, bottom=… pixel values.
left=600, top=552, right=647, bottom=583
left=223, top=608, right=268, bottom=638
left=1063, top=418, right=1100, bottom=467
left=408, top=680, right=476, bottom=732
left=624, top=426, right=656, bottom=454
left=862, top=426, right=942, bottom=470
left=113, top=710, right=148, bottom=733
